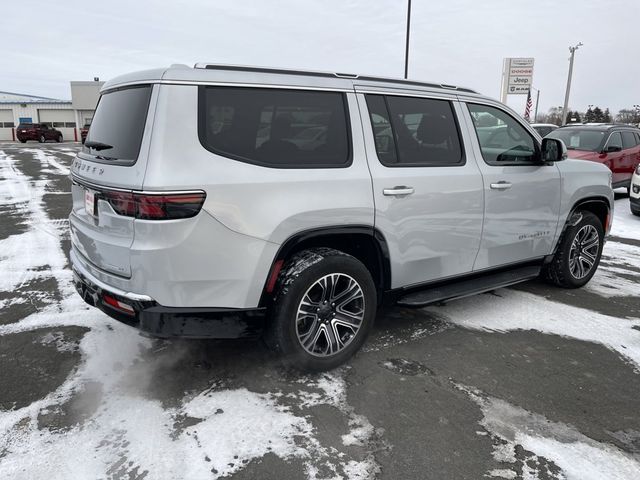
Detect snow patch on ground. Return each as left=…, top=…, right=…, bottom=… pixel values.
left=293, top=372, right=382, bottom=477
left=610, top=198, right=640, bottom=240
left=424, top=289, right=640, bottom=370
left=0, top=150, right=72, bottom=296
left=38, top=330, right=78, bottom=352
left=32, top=149, right=71, bottom=176
left=459, top=385, right=640, bottom=480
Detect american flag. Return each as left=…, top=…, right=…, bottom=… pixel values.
left=524, top=89, right=532, bottom=122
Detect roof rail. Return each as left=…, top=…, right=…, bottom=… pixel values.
left=194, top=63, right=358, bottom=80
left=193, top=63, right=478, bottom=94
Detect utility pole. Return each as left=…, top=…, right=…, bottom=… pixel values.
left=404, top=0, right=412, bottom=79
left=561, top=42, right=583, bottom=126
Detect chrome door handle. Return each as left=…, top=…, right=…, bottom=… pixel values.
left=490, top=181, right=512, bottom=190
left=383, top=186, right=415, bottom=196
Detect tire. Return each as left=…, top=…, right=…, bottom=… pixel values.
left=57, top=134, right=62, bottom=143
left=543, top=211, right=604, bottom=288
left=39, top=135, right=45, bottom=143
left=265, top=248, right=377, bottom=371
left=631, top=206, right=640, bottom=217
left=19, top=140, right=26, bottom=144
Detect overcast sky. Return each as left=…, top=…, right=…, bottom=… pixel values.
left=2, top=0, right=638, bottom=115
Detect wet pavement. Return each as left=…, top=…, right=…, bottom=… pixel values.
left=0, top=143, right=639, bottom=479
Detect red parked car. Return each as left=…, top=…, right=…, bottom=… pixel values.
left=548, top=125, right=640, bottom=192
left=16, top=123, right=63, bottom=143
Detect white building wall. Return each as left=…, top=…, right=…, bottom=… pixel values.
left=7, top=103, right=73, bottom=125
left=0, top=109, right=13, bottom=140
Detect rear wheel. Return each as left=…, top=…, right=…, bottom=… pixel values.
left=39, top=134, right=45, bottom=143
left=265, top=248, right=377, bottom=371
left=543, top=211, right=604, bottom=288
left=19, top=140, right=26, bottom=144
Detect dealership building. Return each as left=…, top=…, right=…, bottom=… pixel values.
left=0, top=79, right=104, bottom=142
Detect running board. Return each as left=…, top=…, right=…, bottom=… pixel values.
left=396, top=266, right=541, bottom=308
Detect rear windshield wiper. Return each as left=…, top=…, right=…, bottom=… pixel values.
left=84, top=141, right=113, bottom=151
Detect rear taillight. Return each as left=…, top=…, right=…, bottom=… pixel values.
left=102, top=191, right=206, bottom=220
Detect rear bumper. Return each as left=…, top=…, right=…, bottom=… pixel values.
left=72, top=261, right=266, bottom=340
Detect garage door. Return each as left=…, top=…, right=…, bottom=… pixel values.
left=39, top=109, right=76, bottom=141
left=0, top=110, right=13, bottom=141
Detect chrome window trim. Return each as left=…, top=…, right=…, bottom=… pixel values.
left=71, top=174, right=204, bottom=195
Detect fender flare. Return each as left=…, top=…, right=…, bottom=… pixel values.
left=259, top=225, right=392, bottom=306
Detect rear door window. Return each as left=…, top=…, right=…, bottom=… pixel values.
left=606, top=132, right=623, bottom=150
left=83, top=85, right=152, bottom=163
left=199, top=87, right=351, bottom=168
left=365, top=94, right=463, bottom=167
left=621, top=131, right=637, bottom=150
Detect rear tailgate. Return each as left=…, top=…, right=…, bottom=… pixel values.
left=70, top=84, right=156, bottom=278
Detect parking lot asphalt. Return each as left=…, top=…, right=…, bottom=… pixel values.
left=0, top=143, right=639, bottom=480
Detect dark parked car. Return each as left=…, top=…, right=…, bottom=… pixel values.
left=548, top=125, right=640, bottom=192
left=80, top=122, right=91, bottom=144
left=530, top=123, right=558, bottom=137
left=16, top=123, right=63, bottom=143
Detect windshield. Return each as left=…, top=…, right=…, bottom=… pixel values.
left=547, top=128, right=606, bottom=151
left=83, top=85, right=152, bottom=162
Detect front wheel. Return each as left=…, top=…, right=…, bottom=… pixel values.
left=57, top=134, right=62, bottom=143
left=543, top=211, right=604, bottom=288
left=265, top=248, right=377, bottom=371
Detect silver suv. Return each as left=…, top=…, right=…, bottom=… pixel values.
left=70, top=64, right=614, bottom=371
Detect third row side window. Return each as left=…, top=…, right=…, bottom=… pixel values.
left=200, top=87, right=351, bottom=168
left=365, top=94, right=463, bottom=167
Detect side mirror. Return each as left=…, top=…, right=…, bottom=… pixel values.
left=604, top=145, right=622, bottom=153
left=541, top=138, right=567, bottom=162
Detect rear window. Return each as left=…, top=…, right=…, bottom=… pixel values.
left=198, top=87, right=351, bottom=168
left=83, top=85, right=152, bottom=163
left=547, top=128, right=606, bottom=151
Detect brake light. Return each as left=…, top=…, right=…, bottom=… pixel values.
left=104, top=191, right=136, bottom=216
left=102, top=191, right=206, bottom=220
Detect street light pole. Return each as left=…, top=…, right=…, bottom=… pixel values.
left=561, top=42, right=583, bottom=126
left=404, top=0, right=412, bottom=79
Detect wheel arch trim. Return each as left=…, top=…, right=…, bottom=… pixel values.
left=258, top=225, right=391, bottom=307
left=551, top=196, right=611, bottom=257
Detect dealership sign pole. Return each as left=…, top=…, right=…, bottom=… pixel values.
left=500, top=57, right=535, bottom=104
